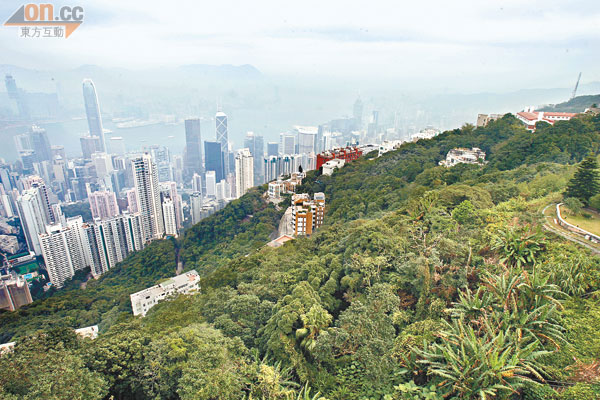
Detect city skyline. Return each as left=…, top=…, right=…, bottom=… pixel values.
left=0, top=1, right=598, bottom=92
left=0, top=3, right=598, bottom=398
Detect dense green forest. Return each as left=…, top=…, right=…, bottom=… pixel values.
left=2, top=114, right=600, bottom=399
left=0, top=191, right=283, bottom=343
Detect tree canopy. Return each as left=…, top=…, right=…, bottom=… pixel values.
left=2, top=114, right=600, bottom=399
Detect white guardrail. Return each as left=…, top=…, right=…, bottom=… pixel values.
left=555, top=203, right=600, bottom=243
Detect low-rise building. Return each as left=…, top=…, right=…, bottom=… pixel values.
left=284, top=172, right=304, bottom=193
left=266, top=172, right=305, bottom=200
left=0, top=235, right=19, bottom=254
left=0, top=272, right=33, bottom=311
left=411, top=128, right=440, bottom=141
left=515, top=110, right=577, bottom=131
left=378, top=140, right=403, bottom=157
left=130, top=270, right=200, bottom=316
left=0, top=219, right=17, bottom=235
left=584, top=106, right=600, bottom=116
left=266, top=234, right=295, bottom=248
left=439, top=147, right=487, bottom=167
left=75, top=325, right=99, bottom=339
left=322, top=159, right=345, bottom=176
left=358, top=143, right=379, bottom=155
left=476, top=113, right=504, bottom=127
left=268, top=181, right=285, bottom=199
left=0, top=342, right=15, bottom=354
left=316, top=147, right=362, bottom=170
left=291, top=193, right=325, bottom=236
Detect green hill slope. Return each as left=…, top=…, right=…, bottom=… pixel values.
left=539, top=94, right=600, bottom=112
left=2, top=114, right=600, bottom=399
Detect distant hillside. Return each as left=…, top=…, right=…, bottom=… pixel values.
left=539, top=94, right=600, bottom=112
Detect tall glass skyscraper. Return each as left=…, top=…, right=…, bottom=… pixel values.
left=5, top=74, right=29, bottom=119
left=204, top=141, right=224, bottom=182
left=82, top=79, right=106, bottom=152
left=29, top=125, right=52, bottom=162
left=184, top=118, right=202, bottom=180
left=215, top=111, right=228, bottom=176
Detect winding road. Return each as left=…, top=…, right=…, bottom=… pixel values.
left=541, top=204, right=600, bottom=255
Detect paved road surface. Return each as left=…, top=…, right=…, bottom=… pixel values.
left=277, top=207, right=294, bottom=237
left=542, top=204, right=600, bottom=255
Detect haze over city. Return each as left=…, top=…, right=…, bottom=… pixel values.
left=1, top=1, right=600, bottom=399
left=1, top=0, right=599, bottom=161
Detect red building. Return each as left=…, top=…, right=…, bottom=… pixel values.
left=316, top=147, right=363, bottom=170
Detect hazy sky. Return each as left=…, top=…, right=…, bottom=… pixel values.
left=1, top=0, right=599, bottom=91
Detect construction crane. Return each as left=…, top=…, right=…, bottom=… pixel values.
left=571, top=72, right=582, bottom=100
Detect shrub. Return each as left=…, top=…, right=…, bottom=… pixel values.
left=589, top=194, right=600, bottom=211
left=557, top=383, right=596, bottom=400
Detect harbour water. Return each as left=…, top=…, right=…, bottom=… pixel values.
left=0, top=118, right=187, bottom=161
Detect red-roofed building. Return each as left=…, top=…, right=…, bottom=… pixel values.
left=316, top=146, right=362, bottom=170
left=515, top=110, right=577, bottom=131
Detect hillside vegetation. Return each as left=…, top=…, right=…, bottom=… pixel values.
left=2, top=114, right=600, bottom=399
left=539, top=94, right=600, bottom=112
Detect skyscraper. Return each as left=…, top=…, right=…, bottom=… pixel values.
left=295, top=126, right=318, bottom=154
left=204, top=141, right=224, bottom=182
left=190, top=192, right=203, bottom=225
left=13, top=133, right=31, bottom=153
left=0, top=187, right=14, bottom=218
left=160, top=181, right=183, bottom=229
left=28, top=126, right=52, bottom=162
left=24, top=176, right=55, bottom=224
left=16, top=189, right=49, bottom=255
left=51, top=145, right=66, bottom=160
left=86, top=184, right=119, bottom=220
left=84, top=213, right=144, bottom=277
left=205, top=171, right=216, bottom=197
left=216, top=111, right=228, bottom=177
left=91, top=152, right=114, bottom=178
left=191, top=173, right=202, bottom=194
left=109, top=137, right=126, bottom=155
left=161, top=197, right=177, bottom=237
left=4, top=74, right=29, bottom=119
left=264, top=155, right=280, bottom=183
left=353, top=96, right=363, bottom=127
left=82, top=79, right=106, bottom=152
left=14, top=126, right=52, bottom=162
left=184, top=118, right=202, bottom=180
left=19, top=151, right=36, bottom=172
left=244, top=132, right=265, bottom=185
left=39, top=217, right=90, bottom=288
left=39, top=224, right=76, bottom=288
left=367, top=110, right=379, bottom=137
left=148, top=146, right=173, bottom=182
left=80, top=135, right=102, bottom=159
left=235, top=148, right=254, bottom=199
left=132, top=154, right=164, bottom=241
left=126, top=188, right=138, bottom=213
left=280, top=133, right=296, bottom=155
left=267, top=142, right=279, bottom=157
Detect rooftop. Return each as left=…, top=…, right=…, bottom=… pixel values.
left=267, top=235, right=295, bottom=248
left=130, top=270, right=199, bottom=299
